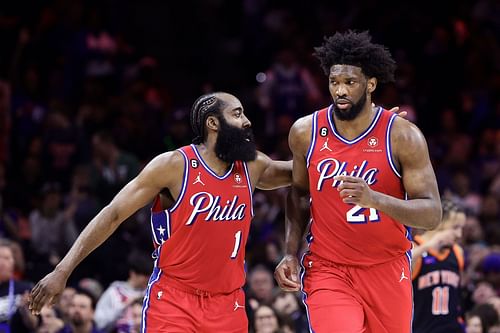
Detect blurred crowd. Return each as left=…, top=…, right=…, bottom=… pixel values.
left=0, top=0, right=498, bottom=332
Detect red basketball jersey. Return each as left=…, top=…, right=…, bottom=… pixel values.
left=150, top=144, right=253, bottom=294
left=306, top=106, right=412, bottom=266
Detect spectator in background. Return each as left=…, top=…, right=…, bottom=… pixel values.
left=94, top=251, right=150, bottom=332
left=113, top=298, right=143, bottom=333
left=253, top=304, right=280, bottom=333
left=0, top=238, right=37, bottom=333
left=90, top=131, right=140, bottom=206
left=29, top=182, right=78, bottom=278
left=247, top=265, right=277, bottom=311
left=36, top=305, right=64, bottom=333
left=59, top=288, right=103, bottom=333
left=257, top=48, right=321, bottom=136
left=272, top=290, right=308, bottom=333
left=54, top=287, right=76, bottom=324
left=465, top=303, right=499, bottom=333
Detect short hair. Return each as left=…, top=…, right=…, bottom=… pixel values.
left=441, top=197, right=465, bottom=221
left=73, top=287, right=98, bottom=310
left=190, top=92, right=226, bottom=144
left=314, top=30, right=396, bottom=83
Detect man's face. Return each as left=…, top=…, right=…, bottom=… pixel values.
left=328, top=64, right=373, bottom=121
left=68, top=294, right=94, bottom=327
left=213, top=94, right=256, bottom=162
left=0, top=246, right=14, bottom=282
left=439, top=211, right=466, bottom=243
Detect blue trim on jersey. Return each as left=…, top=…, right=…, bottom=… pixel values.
left=242, top=162, right=254, bottom=217
left=141, top=267, right=162, bottom=333
left=327, top=105, right=383, bottom=144
left=306, top=112, right=318, bottom=168
left=300, top=251, right=315, bottom=333
left=386, top=113, right=402, bottom=178
left=169, top=149, right=189, bottom=212
left=191, top=144, right=234, bottom=179
left=150, top=210, right=171, bottom=245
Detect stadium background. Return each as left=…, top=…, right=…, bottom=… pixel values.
left=0, top=0, right=499, bottom=332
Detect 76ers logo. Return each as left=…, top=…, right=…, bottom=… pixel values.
left=367, top=137, right=378, bottom=147
left=234, top=173, right=242, bottom=184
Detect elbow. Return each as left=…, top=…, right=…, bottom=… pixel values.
left=102, top=205, right=121, bottom=228
left=424, top=205, right=443, bottom=230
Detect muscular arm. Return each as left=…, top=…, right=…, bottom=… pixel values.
left=274, top=116, right=312, bottom=291
left=29, top=151, right=183, bottom=313
left=337, top=118, right=441, bottom=230
left=377, top=118, right=441, bottom=229
left=254, top=152, right=292, bottom=190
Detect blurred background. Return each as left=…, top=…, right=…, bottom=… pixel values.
left=0, top=0, right=499, bottom=332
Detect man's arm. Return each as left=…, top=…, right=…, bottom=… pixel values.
left=29, top=151, right=183, bottom=314
left=336, top=118, right=441, bottom=229
left=253, top=152, right=292, bottom=190
left=274, top=116, right=311, bottom=291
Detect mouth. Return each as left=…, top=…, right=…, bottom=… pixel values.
left=335, top=99, right=352, bottom=110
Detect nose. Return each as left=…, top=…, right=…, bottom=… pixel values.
left=242, top=114, right=252, bottom=128
left=335, top=84, right=347, bottom=97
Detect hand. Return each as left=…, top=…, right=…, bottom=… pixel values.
left=274, top=255, right=301, bottom=291
left=427, top=230, right=457, bottom=250
left=334, top=175, right=377, bottom=207
left=29, top=270, right=68, bottom=315
left=373, top=103, right=407, bottom=118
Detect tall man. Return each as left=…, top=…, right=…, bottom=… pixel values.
left=274, top=31, right=442, bottom=333
left=29, top=92, right=292, bottom=332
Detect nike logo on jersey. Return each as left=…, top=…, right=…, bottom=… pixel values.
left=186, top=192, right=247, bottom=225
left=193, top=172, right=205, bottom=186
left=316, top=159, right=379, bottom=191
left=234, top=301, right=245, bottom=311
left=319, top=138, right=332, bottom=152
left=399, top=268, right=409, bottom=282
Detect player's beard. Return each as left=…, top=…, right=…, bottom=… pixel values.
left=333, top=92, right=367, bottom=121
left=215, top=117, right=257, bottom=163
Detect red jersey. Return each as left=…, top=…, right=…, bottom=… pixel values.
left=306, top=106, right=412, bottom=266
left=150, top=144, right=253, bottom=294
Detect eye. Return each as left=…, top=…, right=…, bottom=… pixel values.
left=330, top=80, right=337, bottom=85
left=348, top=80, right=355, bottom=85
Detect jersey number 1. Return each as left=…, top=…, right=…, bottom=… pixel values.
left=346, top=205, right=380, bottom=223
left=230, top=231, right=242, bottom=259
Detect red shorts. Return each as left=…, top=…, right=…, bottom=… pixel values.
left=301, top=253, right=413, bottom=333
left=141, top=269, right=248, bottom=333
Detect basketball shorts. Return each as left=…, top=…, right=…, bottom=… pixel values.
left=141, top=268, right=248, bottom=333
left=301, top=253, right=413, bottom=333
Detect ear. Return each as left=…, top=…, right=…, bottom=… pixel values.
left=367, top=77, right=377, bottom=94
left=206, top=115, right=219, bottom=132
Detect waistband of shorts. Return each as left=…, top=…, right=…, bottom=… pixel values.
left=306, top=251, right=408, bottom=268
left=161, top=275, right=236, bottom=297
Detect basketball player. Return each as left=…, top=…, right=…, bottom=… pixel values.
left=412, top=198, right=466, bottom=333
left=28, top=92, right=293, bottom=332
left=274, top=31, right=442, bottom=333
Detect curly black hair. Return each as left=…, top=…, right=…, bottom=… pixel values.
left=190, top=92, right=226, bottom=144
left=314, top=30, right=396, bottom=83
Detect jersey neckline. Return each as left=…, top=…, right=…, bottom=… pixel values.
left=327, top=105, right=383, bottom=144
left=191, top=144, right=234, bottom=179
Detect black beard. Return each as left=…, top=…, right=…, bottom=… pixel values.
left=333, top=93, right=367, bottom=121
left=215, top=117, right=257, bottom=163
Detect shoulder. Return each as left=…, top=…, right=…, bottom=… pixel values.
left=247, top=151, right=272, bottom=172
left=390, top=116, right=426, bottom=145
left=144, top=150, right=185, bottom=173
left=289, top=114, right=314, bottom=155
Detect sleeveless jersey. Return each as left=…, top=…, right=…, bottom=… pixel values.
left=306, top=106, right=411, bottom=266
left=412, top=235, right=464, bottom=333
left=149, top=144, right=254, bottom=294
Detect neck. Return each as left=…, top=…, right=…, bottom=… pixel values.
left=332, top=101, right=376, bottom=140
left=196, top=141, right=231, bottom=176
